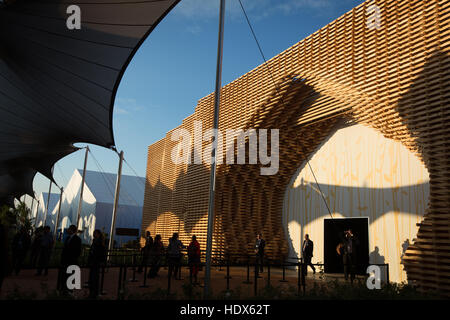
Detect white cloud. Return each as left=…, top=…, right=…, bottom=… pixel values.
left=114, top=98, right=146, bottom=115
left=173, top=0, right=333, bottom=20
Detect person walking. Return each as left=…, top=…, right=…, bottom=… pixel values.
left=167, top=233, right=184, bottom=280
left=36, top=226, right=53, bottom=276
left=58, top=225, right=81, bottom=292
left=88, top=229, right=106, bottom=299
left=255, top=233, right=265, bottom=276
left=187, top=235, right=201, bottom=285
left=138, top=231, right=153, bottom=273
left=302, top=234, right=316, bottom=275
left=148, top=234, right=164, bottom=278
left=12, top=227, right=31, bottom=275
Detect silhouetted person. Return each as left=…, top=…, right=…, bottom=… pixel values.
left=187, top=235, right=201, bottom=285
left=255, top=233, right=265, bottom=276
left=12, top=227, right=31, bottom=275
left=138, top=231, right=153, bottom=273
left=36, top=226, right=53, bottom=276
left=148, top=234, right=164, bottom=278
left=302, top=234, right=316, bottom=274
left=167, top=233, right=184, bottom=280
left=58, top=225, right=81, bottom=292
left=0, top=222, right=8, bottom=292
left=30, top=227, right=43, bottom=268
left=340, top=229, right=358, bottom=282
left=88, top=229, right=106, bottom=299
left=369, top=246, right=385, bottom=264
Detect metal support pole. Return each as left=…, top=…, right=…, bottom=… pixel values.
left=108, top=150, right=124, bottom=257
left=76, top=146, right=89, bottom=230
left=54, top=187, right=63, bottom=242
left=43, top=178, right=52, bottom=227
left=34, top=200, right=40, bottom=228
left=30, top=197, right=35, bottom=224
left=204, top=0, right=226, bottom=299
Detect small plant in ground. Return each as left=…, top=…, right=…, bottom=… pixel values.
left=127, top=287, right=175, bottom=300
left=4, top=285, right=37, bottom=300
left=182, top=282, right=202, bottom=300
left=216, top=286, right=242, bottom=300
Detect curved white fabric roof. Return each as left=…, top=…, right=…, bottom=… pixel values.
left=0, top=0, right=180, bottom=205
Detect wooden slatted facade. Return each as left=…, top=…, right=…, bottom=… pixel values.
left=141, top=0, right=450, bottom=294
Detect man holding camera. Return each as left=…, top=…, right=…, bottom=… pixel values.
left=341, top=229, right=358, bottom=282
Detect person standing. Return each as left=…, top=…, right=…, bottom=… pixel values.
left=0, top=222, right=9, bottom=292
left=167, top=233, right=184, bottom=280
left=58, top=225, right=81, bottom=292
left=302, top=234, right=316, bottom=274
left=88, top=229, right=106, bottom=299
left=36, top=226, right=53, bottom=276
left=148, top=234, right=164, bottom=278
left=255, top=233, right=265, bottom=276
left=187, top=235, right=201, bottom=285
left=138, top=231, right=153, bottom=273
left=30, top=227, right=43, bottom=268
left=341, top=229, right=358, bottom=282
left=12, top=227, right=31, bottom=275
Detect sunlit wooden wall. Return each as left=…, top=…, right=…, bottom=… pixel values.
left=141, top=0, right=450, bottom=294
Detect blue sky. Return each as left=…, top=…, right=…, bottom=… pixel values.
left=31, top=0, right=364, bottom=198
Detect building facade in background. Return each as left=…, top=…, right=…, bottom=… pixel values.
left=141, top=0, right=450, bottom=293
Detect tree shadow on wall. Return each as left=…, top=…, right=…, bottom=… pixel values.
left=394, top=49, right=450, bottom=286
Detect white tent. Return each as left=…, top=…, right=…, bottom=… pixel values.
left=34, top=192, right=60, bottom=229
left=52, top=169, right=145, bottom=245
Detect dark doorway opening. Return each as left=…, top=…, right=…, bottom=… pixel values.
left=324, top=218, right=369, bottom=274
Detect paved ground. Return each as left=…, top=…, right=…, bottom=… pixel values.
left=0, top=266, right=365, bottom=299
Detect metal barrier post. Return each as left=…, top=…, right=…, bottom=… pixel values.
left=301, top=260, right=306, bottom=294
left=130, top=253, right=137, bottom=282
left=122, top=266, right=127, bottom=292
left=140, top=264, right=149, bottom=288
left=224, top=256, right=232, bottom=279
left=117, top=266, right=123, bottom=299
left=386, top=263, right=390, bottom=284
left=167, top=264, right=172, bottom=295
left=280, top=261, right=287, bottom=282
left=226, top=262, right=230, bottom=291
left=100, top=266, right=106, bottom=295
left=254, top=262, right=258, bottom=296
left=243, top=257, right=252, bottom=284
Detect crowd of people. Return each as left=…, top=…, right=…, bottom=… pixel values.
left=0, top=223, right=107, bottom=298
left=139, top=231, right=202, bottom=285
left=0, top=222, right=360, bottom=298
